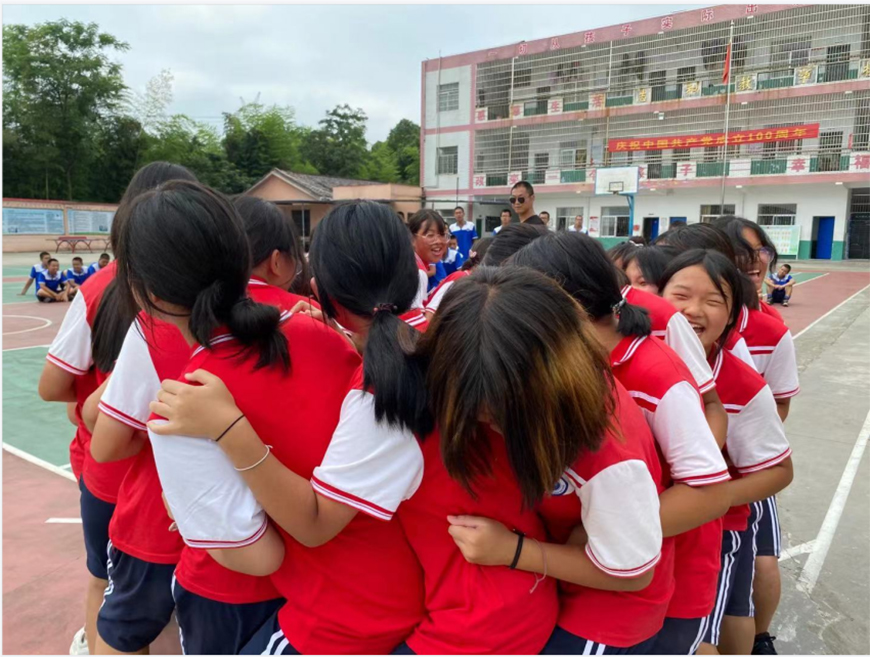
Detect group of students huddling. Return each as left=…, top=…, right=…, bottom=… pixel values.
left=22, top=252, right=111, bottom=303
left=39, top=164, right=799, bottom=657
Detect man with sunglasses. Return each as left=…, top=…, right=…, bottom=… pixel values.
left=509, top=181, right=544, bottom=226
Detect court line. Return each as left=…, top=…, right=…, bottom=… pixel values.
left=2, top=343, right=51, bottom=352
left=779, top=540, right=815, bottom=562
left=793, top=284, right=870, bottom=341
left=793, top=272, right=830, bottom=287
left=798, top=408, right=870, bottom=595
left=3, top=315, right=53, bottom=336
left=45, top=518, right=82, bottom=524
left=2, top=443, right=76, bottom=483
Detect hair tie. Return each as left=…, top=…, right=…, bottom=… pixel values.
left=373, top=303, right=398, bottom=315
left=612, top=299, right=626, bottom=314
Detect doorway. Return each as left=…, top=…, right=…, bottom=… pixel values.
left=642, top=217, right=660, bottom=242
left=812, top=216, right=835, bottom=259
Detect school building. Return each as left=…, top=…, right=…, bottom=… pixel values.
left=420, top=4, right=870, bottom=260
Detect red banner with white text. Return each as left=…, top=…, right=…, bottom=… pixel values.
left=608, top=124, right=820, bottom=152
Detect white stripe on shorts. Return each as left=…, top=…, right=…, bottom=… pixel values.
left=262, top=629, right=284, bottom=655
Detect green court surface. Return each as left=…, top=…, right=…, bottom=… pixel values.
left=2, top=347, right=72, bottom=467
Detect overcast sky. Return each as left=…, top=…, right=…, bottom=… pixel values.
left=4, top=4, right=689, bottom=143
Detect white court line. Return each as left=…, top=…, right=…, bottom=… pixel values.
left=793, top=272, right=830, bottom=287
left=1, top=343, right=51, bottom=352
left=3, top=315, right=52, bottom=336
left=2, top=443, right=76, bottom=483
left=59, top=463, right=72, bottom=470
left=798, top=408, right=870, bottom=595
left=45, top=518, right=82, bottom=524
left=779, top=540, right=815, bottom=563
left=793, top=284, right=870, bottom=340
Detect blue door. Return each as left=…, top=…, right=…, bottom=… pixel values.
left=670, top=217, right=687, bottom=227
left=650, top=217, right=659, bottom=240
left=816, top=216, right=835, bottom=259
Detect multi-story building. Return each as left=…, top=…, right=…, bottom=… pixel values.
left=420, top=4, right=870, bottom=260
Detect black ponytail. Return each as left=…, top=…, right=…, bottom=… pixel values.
left=310, top=201, right=432, bottom=435
left=115, top=180, right=288, bottom=371
left=91, top=162, right=198, bottom=373
left=460, top=237, right=493, bottom=271
left=512, top=231, right=651, bottom=338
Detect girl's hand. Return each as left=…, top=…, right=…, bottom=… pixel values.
left=447, top=515, right=517, bottom=567
left=567, top=523, right=589, bottom=547
left=291, top=300, right=325, bottom=323
left=147, top=369, right=241, bottom=440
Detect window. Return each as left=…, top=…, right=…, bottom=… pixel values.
left=514, top=62, right=532, bottom=88
left=824, top=45, right=850, bottom=83
left=763, top=123, right=801, bottom=159
left=757, top=204, right=797, bottom=226
left=771, top=37, right=811, bottom=70
left=818, top=131, right=843, bottom=172
left=650, top=71, right=667, bottom=103
left=601, top=206, right=631, bottom=237
left=291, top=209, right=311, bottom=238
left=529, top=152, right=549, bottom=184
left=677, top=66, right=696, bottom=83
left=700, top=204, right=735, bottom=223
left=556, top=207, right=584, bottom=228
left=560, top=142, right=587, bottom=169
left=854, top=98, right=870, bottom=152
left=437, top=146, right=458, bottom=175
left=438, top=83, right=459, bottom=112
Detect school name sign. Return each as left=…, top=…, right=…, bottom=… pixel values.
left=607, top=124, right=820, bottom=152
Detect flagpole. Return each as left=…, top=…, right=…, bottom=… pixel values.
left=720, top=20, right=735, bottom=210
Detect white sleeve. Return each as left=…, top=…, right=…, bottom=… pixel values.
left=652, top=382, right=730, bottom=486
left=665, top=313, right=715, bottom=393
left=757, top=332, right=800, bottom=399
left=148, top=425, right=267, bottom=549
left=411, top=270, right=429, bottom=310
left=311, top=389, right=423, bottom=521
left=728, top=336, right=758, bottom=371
left=425, top=280, right=455, bottom=312
left=46, top=292, right=92, bottom=375
left=727, top=387, right=792, bottom=474
left=579, top=460, right=662, bottom=577
left=98, top=322, right=158, bottom=431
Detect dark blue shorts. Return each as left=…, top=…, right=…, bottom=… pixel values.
left=172, top=576, right=283, bottom=655
left=79, top=475, right=115, bottom=580
left=240, top=611, right=299, bottom=655
left=97, top=541, right=176, bottom=653
left=701, top=508, right=761, bottom=646
left=649, top=617, right=706, bottom=655
left=754, top=497, right=781, bottom=558
left=541, top=626, right=658, bottom=654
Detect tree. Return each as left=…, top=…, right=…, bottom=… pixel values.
left=384, top=119, right=421, bottom=185
left=3, top=20, right=129, bottom=200
left=361, top=141, right=400, bottom=183
left=223, top=101, right=316, bottom=181
left=303, top=104, right=369, bottom=179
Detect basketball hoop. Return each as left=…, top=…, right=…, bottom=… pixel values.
left=609, top=181, right=625, bottom=194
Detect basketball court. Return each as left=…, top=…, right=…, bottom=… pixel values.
left=2, top=250, right=869, bottom=655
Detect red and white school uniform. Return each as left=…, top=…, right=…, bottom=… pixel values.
left=425, top=270, right=471, bottom=313
left=610, top=336, right=731, bottom=653
left=397, top=424, right=559, bottom=654
left=412, top=254, right=430, bottom=309
left=758, top=300, right=784, bottom=325
left=538, top=381, right=669, bottom=651
left=622, top=286, right=715, bottom=394
left=187, top=328, right=425, bottom=654
left=400, top=307, right=430, bottom=332
left=700, top=348, right=791, bottom=646
left=734, top=306, right=800, bottom=401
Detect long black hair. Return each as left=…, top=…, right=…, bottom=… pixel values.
left=622, top=245, right=677, bottom=290
left=233, top=196, right=307, bottom=294
left=606, top=240, right=641, bottom=268
left=659, top=249, right=744, bottom=352
left=309, top=201, right=432, bottom=435
left=482, top=223, right=548, bottom=267
left=91, top=162, right=199, bottom=372
left=460, top=236, right=493, bottom=271
left=512, top=232, right=651, bottom=338
left=712, top=216, right=779, bottom=272
left=115, top=180, right=288, bottom=370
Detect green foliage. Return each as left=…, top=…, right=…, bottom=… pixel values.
left=2, top=20, right=421, bottom=201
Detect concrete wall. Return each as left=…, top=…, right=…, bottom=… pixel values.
left=525, top=181, right=852, bottom=258
left=424, top=131, right=471, bottom=190
left=425, top=65, right=473, bottom=129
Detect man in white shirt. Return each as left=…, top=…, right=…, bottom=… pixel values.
left=568, top=215, right=589, bottom=235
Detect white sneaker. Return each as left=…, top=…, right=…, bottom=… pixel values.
left=69, top=627, right=89, bottom=655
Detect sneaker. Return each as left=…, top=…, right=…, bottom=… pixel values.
left=69, top=627, right=89, bottom=655
left=753, top=632, right=778, bottom=655
left=782, top=301, right=789, bottom=307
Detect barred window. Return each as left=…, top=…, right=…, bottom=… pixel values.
left=438, top=83, right=459, bottom=112
left=601, top=206, right=631, bottom=237
left=700, top=204, right=735, bottom=223
left=757, top=204, right=797, bottom=226
left=437, top=146, right=459, bottom=175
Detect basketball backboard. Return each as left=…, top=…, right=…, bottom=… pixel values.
left=594, top=166, right=639, bottom=195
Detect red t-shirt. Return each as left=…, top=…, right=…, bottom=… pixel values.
left=397, top=426, right=559, bottom=655
left=46, top=261, right=135, bottom=500
left=400, top=307, right=430, bottom=332
left=610, top=335, right=730, bottom=620
left=708, top=349, right=792, bottom=532
left=538, top=381, right=671, bottom=648
left=735, top=306, right=800, bottom=400
left=425, top=270, right=471, bottom=313
left=758, top=301, right=784, bottom=324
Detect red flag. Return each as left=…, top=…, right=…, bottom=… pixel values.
left=722, top=41, right=733, bottom=83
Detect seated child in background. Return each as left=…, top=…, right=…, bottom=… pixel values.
left=766, top=263, right=794, bottom=307
left=88, top=253, right=110, bottom=276
left=35, top=258, right=69, bottom=303
left=20, top=251, right=51, bottom=296
left=65, top=257, right=90, bottom=297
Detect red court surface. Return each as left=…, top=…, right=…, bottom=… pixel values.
left=2, top=266, right=868, bottom=655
